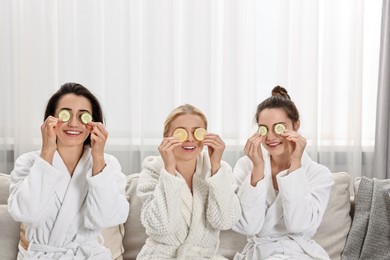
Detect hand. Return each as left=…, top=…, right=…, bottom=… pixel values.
left=202, top=133, right=225, bottom=175
left=40, top=116, right=60, bottom=163
left=88, top=122, right=108, bottom=175
left=158, top=137, right=182, bottom=174
left=244, top=132, right=265, bottom=185
left=281, top=130, right=307, bottom=172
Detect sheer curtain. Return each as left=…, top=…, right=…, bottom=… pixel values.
left=0, top=0, right=382, bottom=180
left=372, top=0, right=390, bottom=179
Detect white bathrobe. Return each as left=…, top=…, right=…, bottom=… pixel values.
left=8, top=147, right=129, bottom=259
left=233, top=149, right=334, bottom=260
left=136, top=151, right=241, bottom=260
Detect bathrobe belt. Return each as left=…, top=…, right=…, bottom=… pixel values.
left=145, top=238, right=217, bottom=259
left=28, top=241, right=95, bottom=259
left=241, top=234, right=328, bottom=260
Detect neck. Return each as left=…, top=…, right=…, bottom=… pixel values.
left=176, top=158, right=197, bottom=191
left=57, top=144, right=84, bottom=175
left=270, top=153, right=290, bottom=174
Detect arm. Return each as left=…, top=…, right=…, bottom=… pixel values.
left=8, top=152, right=67, bottom=226
left=136, top=159, right=184, bottom=235
left=232, top=156, right=269, bottom=236
left=206, top=161, right=241, bottom=230
left=277, top=163, right=334, bottom=235
left=84, top=155, right=130, bottom=229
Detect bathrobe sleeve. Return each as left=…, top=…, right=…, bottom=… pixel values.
left=205, top=161, right=241, bottom=230
left=137, top=156, right=185, bottom=236
left=232, top=156, right=269, bottom=236
left=84, top=154, right=130, bottom=229
left=8, top=152, right=68, bottom=226
left=277, top=161, right=334, bottom=235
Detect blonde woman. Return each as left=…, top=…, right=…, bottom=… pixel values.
left=137, top=104, right=241, bottom=260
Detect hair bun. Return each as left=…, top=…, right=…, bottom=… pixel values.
left=272, top=85, right=290, bottom=100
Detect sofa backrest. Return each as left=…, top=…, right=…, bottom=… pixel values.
left=0, top=172, right=353, bottom=260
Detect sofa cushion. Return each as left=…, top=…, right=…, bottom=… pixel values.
left=0, top=205, right=21, bottom=260
left=122, top=173, right=147, bottom=260
left=101, top=224, right=125, bottom=260
left=314, top=172, right=352, bottom=260
left=0, top=173, right=11, bottom=204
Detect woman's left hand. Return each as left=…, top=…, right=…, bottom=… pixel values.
left=202, top=133, right=225, bottom=175
left=281, top=130, right=307, bottom=172
left=88, top=122, right=108, bottom=175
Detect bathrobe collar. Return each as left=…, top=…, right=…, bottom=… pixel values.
left=49, top=147, right=92, bottom=246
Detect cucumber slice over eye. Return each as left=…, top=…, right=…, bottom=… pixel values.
left=274, top=123, right=285, bottom=134
left=173, top=128, right=188, bottom=142
left=58, top=109, right=71, bottom=123
left=80, top=112, right=93, bottom=125
left=194, top=128, right=207, bottom=141
left=258, top=126, right=268, bottom=136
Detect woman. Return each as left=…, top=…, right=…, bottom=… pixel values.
left=8, top=82, right=129, bottom=259
left=233, top=86, right=334, bottom=260
left=136, top=104, right=241, bottom=260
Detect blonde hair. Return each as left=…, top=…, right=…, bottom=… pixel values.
left=163, top=104, right=208, bottom=137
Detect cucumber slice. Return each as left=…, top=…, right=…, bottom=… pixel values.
left=80, top=112, right=93, bottom=125
left=274, top=123, right=285, bottom=134
left=173, top=128, right=188, bottom=141
left=58, top=109, right=71, bottom=123
left=194, top=128, right=207, bottom=141
left=258, top=125, right=268, bottom=136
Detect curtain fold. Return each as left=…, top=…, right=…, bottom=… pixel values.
left=372, top=0, right=390, bottom=179
left=0, top=0, right=383, bottom=177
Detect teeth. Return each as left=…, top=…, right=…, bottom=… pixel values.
left=66, top=131, right=81, bottom=135
left=183, top=146, right=195, bottom=150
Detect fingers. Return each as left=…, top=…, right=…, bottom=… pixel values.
left=158, top=137, right=182, bottom=153
left=202, top=133, right=225, bottom=150
left=244, top=132, right=263, bottom=155
left=89, top=123, right=108, bottom=153
left=282, top=130, right=307, bottom=147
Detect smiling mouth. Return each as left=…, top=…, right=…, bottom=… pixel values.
left=182, top=146, right=196, bottom=151
left=64, top=130, right=82, bottom=136
left=267, top=142, right=281, bottom=148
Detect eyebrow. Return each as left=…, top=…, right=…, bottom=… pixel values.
left=258, top=122, right=286, bottom=127
left=59, top=107, right=91, bottom=113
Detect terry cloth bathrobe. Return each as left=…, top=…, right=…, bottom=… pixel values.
left=136, top=151, right=242, bottom=260
left=7, top=147, right=130, bottom=259
left=233, top=149, right=334, bottom=260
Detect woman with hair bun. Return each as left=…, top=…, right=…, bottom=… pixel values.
left=233, top=86, right=333, bottom=260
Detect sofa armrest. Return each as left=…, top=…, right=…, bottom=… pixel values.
left=0, top=205, right=21, bottom=260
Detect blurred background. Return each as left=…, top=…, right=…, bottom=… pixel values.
left=0, top=0, right=387, bottom=182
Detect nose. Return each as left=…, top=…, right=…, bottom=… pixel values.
left=67, top=115, right=80, bottom=127
left=186, top=132, right=195, bottom=142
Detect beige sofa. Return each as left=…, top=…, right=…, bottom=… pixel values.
left=0, top=172, right=352, bottom=260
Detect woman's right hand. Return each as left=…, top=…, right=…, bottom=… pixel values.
left=158, top=137, right=182, bottom=175
left=40, top=116, right=60, bottom=163
left=244, top=132, right=265, bottom=185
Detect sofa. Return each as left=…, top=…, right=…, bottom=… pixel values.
left=0, top=172, right=352, bottom=260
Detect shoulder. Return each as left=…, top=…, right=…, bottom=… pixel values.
left=303, top=152, right=333, bottom=183
left=234, top=156, right=253, bottom=170
left=14, top=150, right=41, bottom=168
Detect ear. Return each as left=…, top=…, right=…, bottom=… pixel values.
left=293, top=120, right=300, bottom=131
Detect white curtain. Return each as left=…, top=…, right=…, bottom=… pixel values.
left=0, top=0, right=382, bottom=181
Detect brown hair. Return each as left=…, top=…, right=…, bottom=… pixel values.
left=44, top=82, right=104, bottom=146
left=163, top=104, right=208, bottom=137
left=255, top=86, right=299, bottom=125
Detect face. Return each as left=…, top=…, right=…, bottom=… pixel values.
left=257, top=108, right=298, bottom=156
left=168, top=113, right=206, bottom=162
left=55, top=94, right=92, bottom=148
